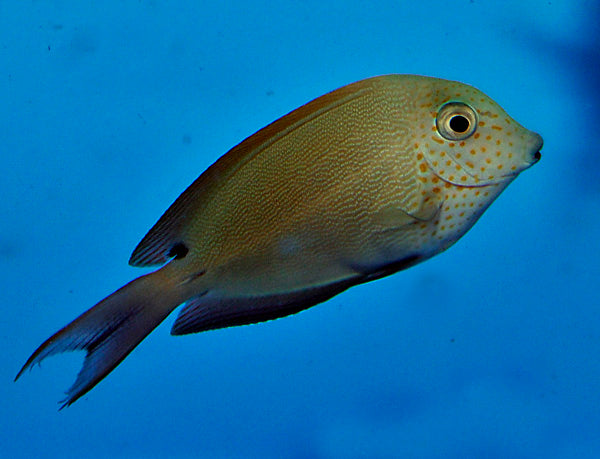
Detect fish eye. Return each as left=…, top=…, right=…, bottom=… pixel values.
left=436, top=102, right=478, bottom=140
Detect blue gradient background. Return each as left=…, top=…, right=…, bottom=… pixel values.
left=2, top=1, right=599, bottom=458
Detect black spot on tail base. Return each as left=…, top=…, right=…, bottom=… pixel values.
left=168, top=242, right=189, bottom=260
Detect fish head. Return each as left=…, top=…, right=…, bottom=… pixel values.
left=398, top=76, right=544, bottom=252
left=411, top=78, right=543, bottom=189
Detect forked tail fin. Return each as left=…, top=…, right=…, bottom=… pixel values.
left=15, top=269, right=183, bottom=409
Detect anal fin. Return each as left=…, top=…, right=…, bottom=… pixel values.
left=171, top=277, right=360, bottom=335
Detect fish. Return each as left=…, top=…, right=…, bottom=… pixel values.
left=15, top=74, right=543, bottom=408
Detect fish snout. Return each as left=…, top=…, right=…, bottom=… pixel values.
left=525, top=132, right=543, bottom=166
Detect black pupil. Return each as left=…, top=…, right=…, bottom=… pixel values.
left=449, top=115, right=470, bottom=133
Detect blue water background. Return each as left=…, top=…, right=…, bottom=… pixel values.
left=2, top=1, right=599, bottom=457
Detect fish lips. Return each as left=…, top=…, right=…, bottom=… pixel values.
left=526, top=132, right=544, bottom=166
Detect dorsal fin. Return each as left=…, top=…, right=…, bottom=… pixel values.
left=129, top=77, right=377, bottom=266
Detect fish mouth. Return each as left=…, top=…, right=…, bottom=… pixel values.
left=523, top=148, right=542, bottom=169
left=502, top=147, right=542, bottom=178
left=526, top=133, right=543, bottom=166
left=495, top=145, right=542, bottom=181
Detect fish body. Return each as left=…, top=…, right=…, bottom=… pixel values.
left=16, top=75, right=542, bottom=407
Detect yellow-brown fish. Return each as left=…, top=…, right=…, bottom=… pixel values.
left=16, top=75, right=543, bottom=407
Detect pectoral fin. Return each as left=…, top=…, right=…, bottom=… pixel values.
left=373, top=193, right=442, bottom=234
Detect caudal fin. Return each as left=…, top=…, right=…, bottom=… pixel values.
left=15, top=270, right=182, bottom=409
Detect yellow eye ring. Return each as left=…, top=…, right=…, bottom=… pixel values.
left=436, top=102, right=478, bottom=141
